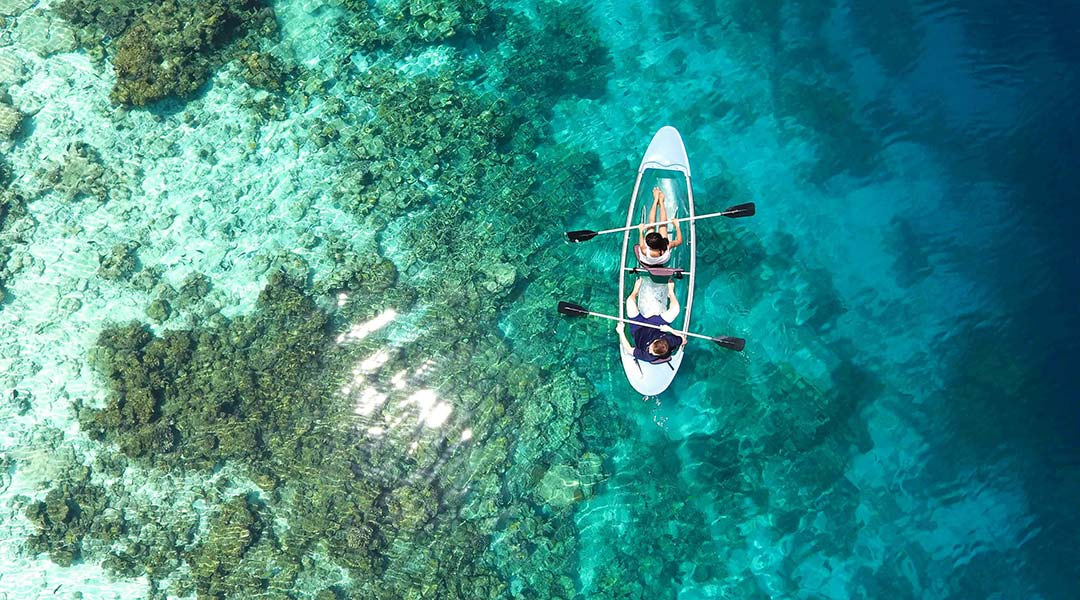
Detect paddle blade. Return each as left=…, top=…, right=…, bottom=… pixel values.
left=557, top=301, right=588, bottom=317
left=722, top=203, right=756, bottom=218
left=566, top=230, right=599, bottom=242
left=713, top=336, right=746, bottom=351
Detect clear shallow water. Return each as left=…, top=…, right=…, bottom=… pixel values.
left=0, top=0, right=1078, bottom=598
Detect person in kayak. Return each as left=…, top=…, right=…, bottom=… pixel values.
left=616, top=278, right=688, bottom=363
left=636, top=186, right=683, bottom=267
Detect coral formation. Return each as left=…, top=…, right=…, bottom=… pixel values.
left=23, top=463, right=107, bottom=567
left=187, top=495, right=267, bottom=598
left=0, top=177, right=30, bottom=307
left=177, top=271, right=213, bottom=307
left=341, top=0, right=491, bottom=49
left=110, top=0, right=276, bottom=105
left=98, top=242, right=140, bottom=281
left=495, top=3, right=614, bottom=103
left=0, top=155, right=10, bottom=190
left=55, top=0, right=278, bottom=105
left=53, top=0, right=147, bottom=46
left=237, top=50, right=294, bottom=91
left=38, top=142, right=113, bottom=202
left=0, top=102, right=22, bottom=139
left=82, top=271, right=333, bottom=468
left=31, top=1, right=623, bottom=596
left=145, top=297, right=171, bottom=323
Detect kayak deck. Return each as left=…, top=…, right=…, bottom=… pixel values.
left=618, top=127, right=695, bottom=396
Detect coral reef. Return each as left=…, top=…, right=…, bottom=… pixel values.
left=237, top=50, right=294, bottom=92
left=177, top=271, right=213, bottom=307
left=0, top=155, right=10, bottom=190
left=81, top=271, right=333, bottom=468
left=341, top=0, right=491, bottom=50
left=38, top=142, right=114, bottom=202
left=97, top=242, right=140, bottom=281
left=23, top=463, right=107, bottom=567
left=0, top=102, right=22, bottom=139
left=55, top=0, right=278, bottom=104
left=187, top=495, right=268, bottom=599
left=52, top=0, right=148, bottom=49
left=0, top=177, right=31, bottom=307
left=145, top=297, right=171, bottom=323
left=110, top=0, right=276, bottom=105
left=31, top=1, right=621, bottom=596
left=495, top=3, right=613, bottom=103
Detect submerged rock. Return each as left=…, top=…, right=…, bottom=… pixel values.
left=0, top=50, right=27, bottom=87
left=0, top=0, right=34, bottom=16
left=0, top=102, right=21, bottom=139
left=12, top=10, right=77, bottom=56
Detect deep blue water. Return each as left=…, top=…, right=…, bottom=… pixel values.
left=563, top=0, right=1080, bottom=597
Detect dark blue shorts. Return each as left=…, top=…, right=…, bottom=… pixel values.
left=629, top=313, right=670, bottom=335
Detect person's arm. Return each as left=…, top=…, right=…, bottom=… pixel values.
left=675, top=331, right=688, bottom=353
left=616, top=323, right=634, bottom=356
left=670, top=215, right=683, bottom=249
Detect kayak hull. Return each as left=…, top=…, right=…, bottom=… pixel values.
left=618, top=127, right=696, bottom=396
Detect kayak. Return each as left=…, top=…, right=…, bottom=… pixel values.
left=618, top=126, right=696, bottom=396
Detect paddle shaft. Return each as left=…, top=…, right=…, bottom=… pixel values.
left=579, top=308, right=715, bottom=341
left=591, top=208, right=742, bottom=237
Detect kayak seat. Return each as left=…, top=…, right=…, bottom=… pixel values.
left=633, top=245, right=685, bottom=279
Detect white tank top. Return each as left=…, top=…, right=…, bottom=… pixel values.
left=637, top=245, right=671, bottom=266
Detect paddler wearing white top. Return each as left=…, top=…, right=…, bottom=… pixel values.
left=636, top=186, right=684, bottom=266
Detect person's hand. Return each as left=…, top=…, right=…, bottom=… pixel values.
left=667, top=281, right=675, bottom=293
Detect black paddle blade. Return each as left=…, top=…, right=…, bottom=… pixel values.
left=722, top=203, right=756, bottom=218
left=557, top=301, right=588, bottom=316
left=566, top=230, right=599, bottom=242
left=713, top=336, right=746, bottom=351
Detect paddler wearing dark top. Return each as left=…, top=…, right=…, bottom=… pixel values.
left=616, top=279, right=688, bottom=363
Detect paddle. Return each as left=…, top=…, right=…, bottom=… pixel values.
left=566, top=202, right=756, bottom=243
left=557, top=301, right=746, bottom=351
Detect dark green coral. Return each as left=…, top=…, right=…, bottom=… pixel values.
left=82, top=271, right=333, bottom=470
left=187, top=495, right=266, bottom=599
left=24, top=466, right=106, bottom=567
left=108, top=0, right=276, bottom=105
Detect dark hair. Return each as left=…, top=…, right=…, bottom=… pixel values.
left=650, top=338, right=671, bottom=356
left=645, top=232, right=669, bottom=251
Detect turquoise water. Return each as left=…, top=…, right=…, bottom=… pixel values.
left=1, top=0, right=1078, bottom=598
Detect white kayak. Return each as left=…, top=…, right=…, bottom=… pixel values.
left=618, top=126, right=696, bottom=396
